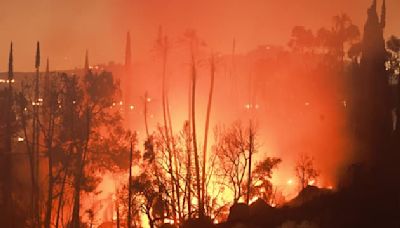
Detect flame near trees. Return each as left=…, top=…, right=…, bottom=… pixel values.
left=0, top=28, right=339, bottom=227
left=2, top=1, right=398, bottom=226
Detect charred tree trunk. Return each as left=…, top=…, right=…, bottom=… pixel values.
left=17, top=84, right=36, bottom=226
left=190, top=53, right=204, bottom=218
left=55, top=166, right=68, bottom=228
left=71, top=107, right=91, bottom=228
left=45, top=88, right=56, bottom=228
left=146, top=209, right=155, bottom=228
left=201, top=54, right=215, bottom=210
left=160, top=36, right=177, bottom=223
left=116, top=202, right=120, bottom=228
left=32, top=57, right=41, bottom=227
left=127, top=140, right=133, bottom=228
left=71, top=147, right=83, bottom=228
left=3, top=49, right=14, bottom=226
left=186, top=73, right=193, bottom=218
left=144, top=92, right=150, bottom=138
left=246, top=121, right=253, bottom=205
left=56, top=80, right=75, bottom=228
left=166, top=95, right=182, bottom=221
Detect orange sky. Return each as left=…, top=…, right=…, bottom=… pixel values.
left=0, top=0, right=398, bottom=72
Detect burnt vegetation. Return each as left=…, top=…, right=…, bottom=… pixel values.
left=0, top=1, right=399, bottom=227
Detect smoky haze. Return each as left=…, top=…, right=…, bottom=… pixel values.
left=1, top=0, right=399, bottom=227
left=0, top=0, right=397, bottom=192
left=0, top=0, right=398, bottom=71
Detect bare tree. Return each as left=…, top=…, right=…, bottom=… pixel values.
left=295, top=153, right=320, bottom=190
left=215, top=122, right=250, bottom=203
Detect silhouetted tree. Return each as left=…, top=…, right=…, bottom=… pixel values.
left=355, top=0, right=391, bottom=162
left=67, top=70, right=122, bottom=228
left=289, top=26, right=315, bottom=53
left=41, top=64, right=62, bottom=228
left=0, top=42, right=18, bottom=227
left=247, top=157, right=281, bottom=204
left=295, top=153, right=319, bottom=190
left=317, top=14, right=360, bottom=62
left=215, top=121, right=251, bottom=203
left=202, top=53, right=216, bottom=209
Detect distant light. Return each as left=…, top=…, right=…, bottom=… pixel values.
left=72, top=100, right=76, bottom=104
left=24, top=107, right=28, bottom=111
left=129, top=105, right=134, bottom=110
left=308, top=179, right=315, bottom=186
left=287, top=179, right=293, bottom=185
left=58, top=105, right=62, bottom=109
left=17, top=137, right=24, bottom=142
left=32, top=102, right=36, bottom=106
left=342, top=100, right=347, bottom=108
left=245, top=104, right=251, bottom=109
left=38, top=98, right=43, bottom=102
left=305, top=102, right=310, bottom=106
left=255, top=104, right=260, bottom=109
left=147, top=97, right=151, bottom=102
left=271, top=203, right=276, bottom=207
left=0, top=79, right=15, bottom=83
left=119, top=101, right=123, bottom=105
left=112, top=102, right=116, bottom=106
left=327, top=185, right=333, bottom=190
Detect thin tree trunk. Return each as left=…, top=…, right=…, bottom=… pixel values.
left=201, top=54, right=215, bottom=211
left=166, top=95, right=182, bottom=222
left=55, top=166, right=68, bottom=228
left=186, top=71, right=193, bottom=218
left=33, top=64, right=41, bottom=227
left=144, top=92, right=150, bottom=138
left=3, top=59, right=14, bottom=227
left=56, top=81, right=75, bottom=228
left=116, top=201, right=120, bottom=228
left=19, top=91, right=36, bottom=224
left=160, top=36, right=177, bottom=223
left=71, top=148, right=83, bottom=228
left=190, top=52, right=204, bottom=218
left=127, top=140, right=133, bottom=228
left=45, top=101, right=56, bottom=228
left=246, top=121, right=253, bottom=205
left=147, top=211, right=155, bottom=228
left=72, top=107, right=91, bottom=228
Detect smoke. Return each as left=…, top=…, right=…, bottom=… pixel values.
left=118, top=37, right=355, bottom=199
